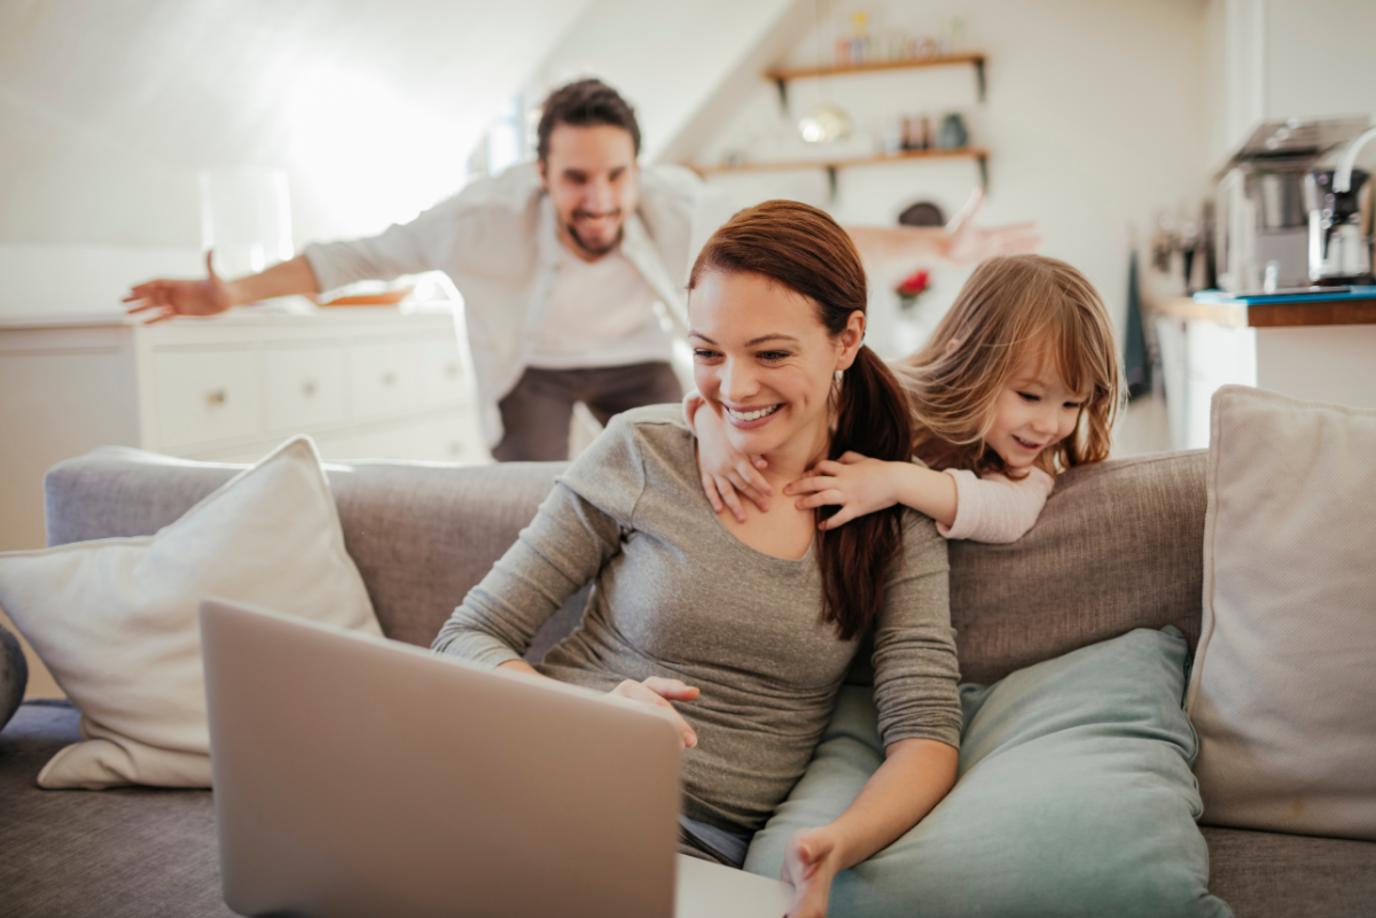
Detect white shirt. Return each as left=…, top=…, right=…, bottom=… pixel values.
left=938, top=467, right=1056, bottom=543
left=302, top=162, right=725, bottom=446
left=526, top=247, right=673, bottom=370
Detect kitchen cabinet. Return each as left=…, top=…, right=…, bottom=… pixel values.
left=0, top=307, right=488, bottom=554
left=1206, top=0, right=1376, bottom=167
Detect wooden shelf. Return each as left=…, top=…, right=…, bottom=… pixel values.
left=766, top=53, right=987, bottom=105
left=691, top=147, right=989, bottom=197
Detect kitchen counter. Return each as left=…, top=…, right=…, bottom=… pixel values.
left=1155, top=287, right=1376, bottom=328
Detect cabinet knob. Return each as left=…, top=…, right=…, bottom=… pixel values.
left=302, top=380, right=317, bottom=398
left=382, top=372, right=398, bottom=387
left=206, top=388, right=228, bottom=406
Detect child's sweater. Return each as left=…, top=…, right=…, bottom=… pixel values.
left=937, top=467, right=1054, bottom=543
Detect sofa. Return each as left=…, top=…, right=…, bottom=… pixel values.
left=1, top=445, right=1373, bottom=917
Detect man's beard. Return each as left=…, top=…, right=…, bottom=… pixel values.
left=564, top=214, right=624, bottom=258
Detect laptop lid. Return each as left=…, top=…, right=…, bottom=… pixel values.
left=200, top=597, right=683, bottom=918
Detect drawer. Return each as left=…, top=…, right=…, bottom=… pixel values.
left=264, top=347, right=347, bottom=432
left=154, top=350, right=261, bottom=448
left=407, top=412, right=490, bottom=464
left=349, top=342, right=424, bottom=419
left=423, top=339, right=469, bottom=406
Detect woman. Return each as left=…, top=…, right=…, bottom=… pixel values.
left=432, top=200, right=961, bottom=917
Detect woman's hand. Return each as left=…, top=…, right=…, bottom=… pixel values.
left=785, top=451, right=902, bottom=531
left=692, top=401, right=772, bottom=522
left=781, top=826, right=842, bottom=918
left=608, top=677, right=701, bottom=749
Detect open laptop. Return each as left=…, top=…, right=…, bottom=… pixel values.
left=199, top=598, right=794, bottom=918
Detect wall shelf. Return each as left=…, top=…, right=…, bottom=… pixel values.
left=765, top=53, right=987, bottom=109
left=691, top=146, right=989, bottom=197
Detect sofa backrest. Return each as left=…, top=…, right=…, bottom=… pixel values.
left=948, top=450, right=1206, bottom=683
left=44, top=446, right=1206, bottom=682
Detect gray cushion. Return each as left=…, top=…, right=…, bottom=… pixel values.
left=0, top=702, right=231, bottom=918
left=1202, top=826, right=1376, bottom=917
left=949, top=450, right=1207, bottom=684
left=0, top=622, right=26, bottom=732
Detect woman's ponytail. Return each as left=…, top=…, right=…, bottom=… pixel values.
left=688, top=200, right=914, bottom=641
left=823, top=346, right=914, bottom=640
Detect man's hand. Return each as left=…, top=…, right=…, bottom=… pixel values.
left=124, top=251, right=237, bottom=324
left=942, top=188, right=1041, bottom=265
left=608, top=677, right=700, bottom=750
left=781, top=827, right=841, bottom=918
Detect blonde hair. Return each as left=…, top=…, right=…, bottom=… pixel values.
left=894, top=255, right=1121, bottom=478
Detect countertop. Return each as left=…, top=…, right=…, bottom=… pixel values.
left=1155, top=287, right=1376, bottom=328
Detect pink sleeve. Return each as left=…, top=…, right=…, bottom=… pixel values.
left=682, top=391, right=705, bottom=435
left=936, top=467, right=1055, bottom=543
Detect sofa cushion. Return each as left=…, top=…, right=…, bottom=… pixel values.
left=44, top=449, right=575, bottom=651
left=0, top=701, right=232, bottom=918
left=1187, top=386, right=1376, bottom=840
left=1, top=438, right=380, bottom=789
left=744, top=627, right=1231, bottom=917
left=948, top=450, right=1207, bottom=684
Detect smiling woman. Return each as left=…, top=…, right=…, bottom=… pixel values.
left=432, top=199, right=962, bottom=918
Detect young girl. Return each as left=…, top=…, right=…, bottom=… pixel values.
left=690, top=254, right=1120, bottom=543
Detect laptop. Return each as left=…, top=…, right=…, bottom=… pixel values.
left=199, top=598, right=794, bottom=918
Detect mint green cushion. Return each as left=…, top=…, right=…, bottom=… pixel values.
left=744, top=627, right=1232, bottom=917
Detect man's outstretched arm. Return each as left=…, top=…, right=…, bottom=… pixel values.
left=124, top=252, right=321, bottom=324
left=845, top=189, right=1041, bottom=268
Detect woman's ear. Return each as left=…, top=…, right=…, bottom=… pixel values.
left=945, top=336, right=962, bottom=356
left=835, top=310, right=866, bottom=371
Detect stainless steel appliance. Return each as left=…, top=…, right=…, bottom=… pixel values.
left=1306, top=126, right=1376, bottom=285
left=1215, top=117, right=1374, bottom=292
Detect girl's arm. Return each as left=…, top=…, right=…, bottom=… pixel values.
left=782, top=739, right=957, bottom=918
left=684, top=391, right=773, bottom=522
left=938, top=468, right=1055, bottom=543
left=785, top=452, right=958, bottom=530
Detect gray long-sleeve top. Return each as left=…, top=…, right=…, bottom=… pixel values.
left=432, top=405, right=962, bottom=835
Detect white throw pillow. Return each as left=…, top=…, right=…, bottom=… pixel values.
left=0, top=437, right=381, bottom=789
left=1186, top=385, right=1376, bottom=840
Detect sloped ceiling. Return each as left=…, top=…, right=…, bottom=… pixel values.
left=0, top=0, right=591, bottom=246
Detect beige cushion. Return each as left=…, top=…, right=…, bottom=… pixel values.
left=0, top=437, right=381, bottom=789
left=1186, top=385, right=1376, bottom=840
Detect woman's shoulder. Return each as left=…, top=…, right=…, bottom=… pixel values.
left=561, top=404, right=694, bottom=505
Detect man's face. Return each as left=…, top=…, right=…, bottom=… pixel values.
left=538, top=124, right=639, bottom=260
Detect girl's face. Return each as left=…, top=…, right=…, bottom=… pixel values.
left=688, top=270, right=862, bottom=468
left=986, top=349, right=1086, bottom=470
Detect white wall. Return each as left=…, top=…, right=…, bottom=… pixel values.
left=0, top=0, right=591, bottom=315
left=678, top=0, right=1210, bottom=360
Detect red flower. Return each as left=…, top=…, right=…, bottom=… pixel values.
left=896, top=269, right=930, bottom=297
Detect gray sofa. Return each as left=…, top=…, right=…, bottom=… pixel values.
left=1, top=446, right=1373, bottom=917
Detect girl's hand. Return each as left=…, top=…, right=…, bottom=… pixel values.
left=693, top=403, right=772, bottom=522
left=781, top=827, right=841, bottom=918
left=608, top=677, right=700, bottom=749
left=785, top=451, right=901, bottom=531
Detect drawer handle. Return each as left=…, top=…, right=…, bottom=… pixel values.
left=381, top=372, right=398, bottom=387
left=206, top=388, right=228, bottom=406
left=302, top=380, right=317, bottom=398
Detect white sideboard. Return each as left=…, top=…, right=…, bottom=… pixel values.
left=0, top=306, right=490, bottom=554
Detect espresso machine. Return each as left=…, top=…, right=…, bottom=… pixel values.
left=1306, top=126, right=1376, bottom=285
left=1215, top=117, right=1374, bottom=292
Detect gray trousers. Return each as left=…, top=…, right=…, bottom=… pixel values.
left=493, top=361, right=683, bottom=462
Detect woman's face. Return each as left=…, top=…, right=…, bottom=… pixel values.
left=688, top=269, right=863, bottom=466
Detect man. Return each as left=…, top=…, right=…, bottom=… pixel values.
left=126, top=79, right=1039, bottom=461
